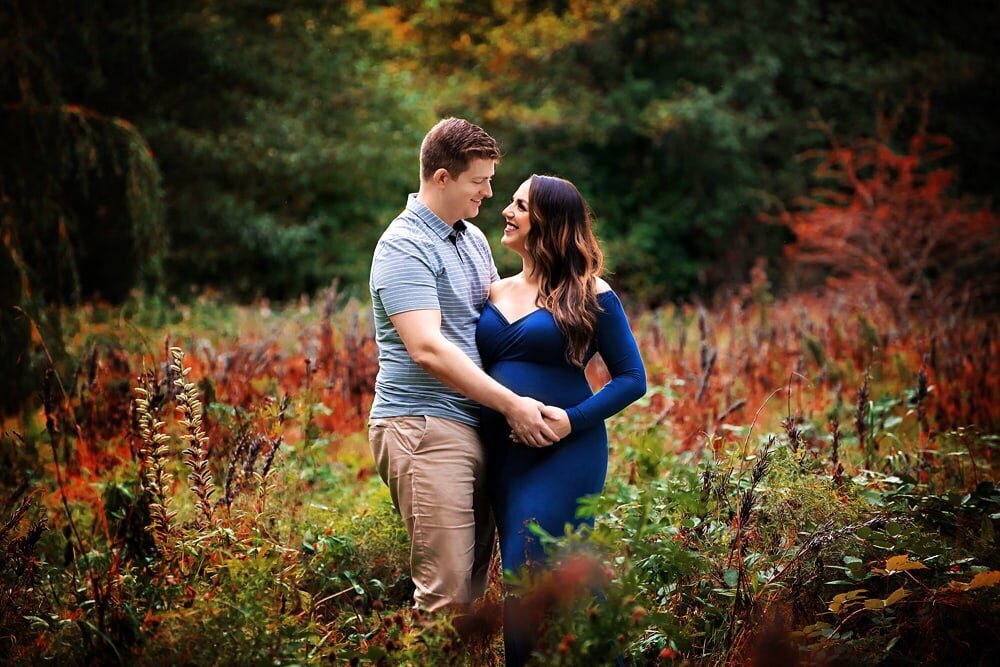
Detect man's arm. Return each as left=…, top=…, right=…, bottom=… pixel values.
left=390, top=308, right=559, bottom=447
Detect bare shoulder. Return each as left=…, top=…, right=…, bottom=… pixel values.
left=489, top=276, right=514, bottom=299
left=594, top=276, right=613, bottom=294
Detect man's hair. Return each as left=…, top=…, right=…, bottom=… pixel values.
left=420, top=117, right=501, bottom=181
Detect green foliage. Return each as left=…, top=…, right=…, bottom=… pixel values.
left=301, top=483, right=411, bottom=609
left=5, top=0, right=998, bottom=307
left=1, top=0, right=429, bottom=304
left=361, top=0, right=999, bottom=302
left=142, top=2, right=427, bottom=298
left=517, top=417, right=999, bottom=664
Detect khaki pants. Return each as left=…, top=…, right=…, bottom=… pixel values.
left=369, top=415, right=495, bottom=611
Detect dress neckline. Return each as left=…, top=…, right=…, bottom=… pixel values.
left=485, top=291, right=617, bottom=327
left=485, top=300, right=542, bottom=326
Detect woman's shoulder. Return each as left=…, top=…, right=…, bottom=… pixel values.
left=489, top=275, right=518, bottom=298
left=594, top=276, right=613, bottom=294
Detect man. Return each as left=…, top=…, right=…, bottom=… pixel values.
left=369, top=117, right=560, bottom=612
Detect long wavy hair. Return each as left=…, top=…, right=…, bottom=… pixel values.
left=526, top=175, right=605, bottom=367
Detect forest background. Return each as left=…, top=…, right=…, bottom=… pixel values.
left=4, top=1, right=999, bottom=374
left=2, top=1, right=999, bottom=665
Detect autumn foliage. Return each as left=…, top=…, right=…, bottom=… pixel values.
left=777, top=120, right=999, bottom=323
left=3, top=282, right=998, bottom=664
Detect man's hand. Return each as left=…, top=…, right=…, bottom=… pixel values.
left=504, top=396, right=559, bottom=447
left=540, top=405, right=572, bottom=440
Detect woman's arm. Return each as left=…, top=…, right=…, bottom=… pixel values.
left=563, top=291, right=647, bottom=433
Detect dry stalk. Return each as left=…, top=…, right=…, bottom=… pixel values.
left=916, top=357, right=929, bottom=445
left=219, top=427, right=253, bottom=511
left=856, top=370, right=872, bottom=469
left=829, top=417, right=844, bottom=486
left=133, top=373, right=176, bottom=554
left=726, top=436, right=775, bottom=648
left=169, top=347, right=215, bottom=528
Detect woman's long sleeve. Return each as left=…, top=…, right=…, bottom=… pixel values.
left=565, top=291, right=647, bottom=433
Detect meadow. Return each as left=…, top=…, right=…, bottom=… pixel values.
left=2, top=281, right=997, bottom=666
left=4, top=2, right=998, bottom=664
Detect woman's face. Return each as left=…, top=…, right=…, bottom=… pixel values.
left=500, top=178, right=532, bottom=254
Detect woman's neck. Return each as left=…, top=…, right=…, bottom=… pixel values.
left=519, top=256, right=540, bottom=287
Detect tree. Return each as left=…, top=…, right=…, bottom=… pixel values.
left=139, top=1, right=429, bottom=298
left=776, top=105, right=999, bottom=323
left=1, top=0, right=167, bottom=412
left=354, top=0, right=999, bottom=302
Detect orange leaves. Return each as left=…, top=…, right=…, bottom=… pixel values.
left=921, top=168, right=954, bottom=200
left=828, top=588, right=868, bottom=614
left=877, top=554, right=928, bottom=574
left=863, top=587, right=909, bottom=611
left=964, top=571, right=1000, bottom=590
left=779, top=127, right=1000, bottom=323
left=827, top=586, right=909, bottom=615
left=945, top=570, right=1000, bottom=592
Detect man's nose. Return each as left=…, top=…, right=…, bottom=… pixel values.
left=483, top=181, right=493, bottom=198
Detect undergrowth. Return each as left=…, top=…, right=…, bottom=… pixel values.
left=1, top=288, right=997, bottom=665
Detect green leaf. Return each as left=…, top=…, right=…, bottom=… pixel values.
left=883, top=415, right=904, bottom=429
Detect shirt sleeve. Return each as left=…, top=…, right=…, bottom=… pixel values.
left=565, top=291, right=647, bottom=432
left=371, top=236, right=441, bottom=316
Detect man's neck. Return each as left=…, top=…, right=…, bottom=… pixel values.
left=416, top=189, right=458, bottom=227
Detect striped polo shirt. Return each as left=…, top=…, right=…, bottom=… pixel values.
left=369, top=193, right=499, bottom=427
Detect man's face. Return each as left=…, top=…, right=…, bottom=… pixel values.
left=443, top=158, right=495, bottom=222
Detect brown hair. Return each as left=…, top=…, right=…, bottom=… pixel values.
left=526, top=175, right=605, bottom=367
left=420, top=117, right=501, bottom=181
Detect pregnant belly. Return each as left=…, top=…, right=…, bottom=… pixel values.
left=486, top=360, right=593, bottom=409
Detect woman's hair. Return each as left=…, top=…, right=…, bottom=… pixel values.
left=526, top=174, right=605, bottom=367
left=420, top=117, right=501, bottom=181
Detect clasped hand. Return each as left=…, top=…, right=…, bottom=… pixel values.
left=505, top=397, right=571, bottom=447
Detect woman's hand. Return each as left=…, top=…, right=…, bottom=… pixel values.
left=541, top=405, right=572, bottom=439
left=504, top=397, right=559, bottom=447
left=509, top=405, right=571, bottom=445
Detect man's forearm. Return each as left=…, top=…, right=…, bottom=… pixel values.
left=410, top=338, right=519, bottom=414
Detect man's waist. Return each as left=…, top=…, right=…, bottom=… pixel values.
left=369, top=391, right=480, bottom=427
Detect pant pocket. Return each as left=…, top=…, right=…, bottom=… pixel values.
left=388, top=416, right=429, bottom=454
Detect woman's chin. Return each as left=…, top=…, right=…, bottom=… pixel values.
left=500, top=237, right=525, bottom=255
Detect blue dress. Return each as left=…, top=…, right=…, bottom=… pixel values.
left=476, top=290, right=646, bottom=575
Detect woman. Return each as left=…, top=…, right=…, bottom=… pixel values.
left=476, top=174, right=646, bottom=665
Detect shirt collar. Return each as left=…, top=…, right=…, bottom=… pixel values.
left=407, top=193, right=464, bottom=241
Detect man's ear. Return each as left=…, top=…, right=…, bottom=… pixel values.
left=431, top=167, right=452, bottom=187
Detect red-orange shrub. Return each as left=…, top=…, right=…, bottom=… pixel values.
left=776, top=129, right=998, bottom=323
